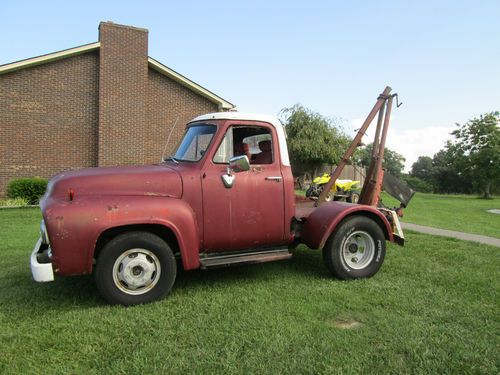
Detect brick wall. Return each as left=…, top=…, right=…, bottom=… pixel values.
left=146, top=69, right=219, bottom=163
left=98, top=22, right=149, bottom=167
left=0, top=52, right=99, bottom=196
left=0, top=21, right=225, bottom=197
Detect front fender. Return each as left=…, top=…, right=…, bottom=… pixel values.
left=300, top=202, right=393, bottom=250
left=43, top=195, right=200, bottom=275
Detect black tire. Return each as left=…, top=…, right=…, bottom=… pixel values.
left=95, top=231, right=177, bottom=306
left=305, top=186, right=315, bottom=198
left=322, top=216, right=386, bottom=280
left=347, top=190, right=360, bottom=203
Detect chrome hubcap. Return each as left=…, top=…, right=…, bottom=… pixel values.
left=342, top=231, right=375, bottom=269
left=112, top=249, right=161, bottom=295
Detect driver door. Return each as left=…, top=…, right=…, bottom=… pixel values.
left=201, top=123, right=285, bottom=252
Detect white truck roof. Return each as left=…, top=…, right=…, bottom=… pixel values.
left=191, top=112, right=283, bottom=129
left=189, top=112, right=290, bottom=166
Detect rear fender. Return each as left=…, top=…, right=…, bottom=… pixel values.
left=300, top=202, right=393, bottom=249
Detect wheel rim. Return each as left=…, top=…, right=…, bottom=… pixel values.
left=322, top=187, right=333, bottom=201
left=342, top=231, right=375, bottom=270
left=351, top=194, right=359, bottom=203
left=112, top=249, right=161, bottom=295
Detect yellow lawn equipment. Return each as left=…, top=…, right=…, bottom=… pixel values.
left=305, top=173, right=360, bottom=203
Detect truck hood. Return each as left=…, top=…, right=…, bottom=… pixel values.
left=45, top=165, right=182, bottom=200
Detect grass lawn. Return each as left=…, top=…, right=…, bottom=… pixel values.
left=380, top=192, right=500, bottom=238
left=296, top=189, right=499, bottom=238
left=1, top=208, right=499, bottom=374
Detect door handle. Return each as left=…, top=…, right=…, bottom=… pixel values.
left=265, top=176, right=282, bottom=182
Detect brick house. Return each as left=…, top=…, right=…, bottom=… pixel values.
left=0, top=22, right=234, bottom=196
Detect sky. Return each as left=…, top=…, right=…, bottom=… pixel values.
left=2, top=0, right=499, bottom=171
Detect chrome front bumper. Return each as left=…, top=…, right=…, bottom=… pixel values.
left=30, top=238, right=54, bottom=282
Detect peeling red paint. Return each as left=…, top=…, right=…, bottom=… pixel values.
left=39, top=118, right=394, bottom=279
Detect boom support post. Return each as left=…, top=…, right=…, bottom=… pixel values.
left=315, top=86, right=397, bottom=207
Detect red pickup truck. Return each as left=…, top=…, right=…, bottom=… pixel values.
left=31, top=111, right=404, bottom=305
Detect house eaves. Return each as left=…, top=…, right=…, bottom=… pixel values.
left=0, top=42, right=234, bottom=110
left=147, top=57, right=233, bottom=110
left=0, top=42, right=101, bottom=75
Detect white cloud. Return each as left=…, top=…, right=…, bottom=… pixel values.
left=349, top=118, right=454, bottom=172
left=386, top=127, right=454, bottom=171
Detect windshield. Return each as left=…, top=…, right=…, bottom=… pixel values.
left=173, top=124, right=217, bottom=162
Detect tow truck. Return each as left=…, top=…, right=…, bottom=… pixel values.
left=31, top=86, right=412, bottom=305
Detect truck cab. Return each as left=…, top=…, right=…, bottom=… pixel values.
left=174, top=113, right=296, bottom=252
left=31, top=112, right=402, bottom=305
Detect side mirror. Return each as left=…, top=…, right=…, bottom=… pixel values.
left=221, top=155, right=250, bottom=188
left=229, top=155, right=250, bottom=173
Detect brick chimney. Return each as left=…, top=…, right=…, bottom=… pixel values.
left=98, top=22, right=148, bottom=166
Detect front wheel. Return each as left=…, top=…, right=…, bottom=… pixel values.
left=322, top=216, right=386, bottom=279
left=95, top=231, right=177, bottom=305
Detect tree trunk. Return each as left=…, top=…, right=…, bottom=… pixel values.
left=483, top=181, right=491, bottom=199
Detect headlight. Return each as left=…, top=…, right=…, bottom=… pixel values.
left=40, top=220, right=49, bottom=245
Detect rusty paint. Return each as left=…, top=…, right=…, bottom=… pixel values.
left=301, top=201, right=394, bottom=250
left=38, top=114, right=395, bottom=280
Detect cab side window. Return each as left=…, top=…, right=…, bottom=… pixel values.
left=213, top=126, right=274, bottom=165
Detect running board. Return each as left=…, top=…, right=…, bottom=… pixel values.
left=200, top=248, right=292, bottom=269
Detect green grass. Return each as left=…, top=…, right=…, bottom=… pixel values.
left=297, top=189, right=499, bottom=238
left=380, top=192, right=500, bottom=238
left=1, top=208, right=499, bottom=374
left=295, top=189, right=306, bottom=197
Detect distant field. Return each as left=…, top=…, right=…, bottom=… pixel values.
left=1, top=208, right=498, bottom=374
left=380, top=192, right=500, bottom=238
left=296, top=190, right=499, bottom=238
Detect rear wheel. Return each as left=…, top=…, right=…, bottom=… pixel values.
left=347, top=190, right=360, bottom=203
left=322, top=216, right=385, bottom=279
left=95, top=231, right=176, bottom=305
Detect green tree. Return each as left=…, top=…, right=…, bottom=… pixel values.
left=400, top=174, right=433, bottom=193
left=280, top=105, right=350, bottom=177
left=451, top=112, right=500, bottom=198
left=358, top=143, right=406, bottom=177
left=431, top=143, right=472, bottom=194
left=410, top=156, right=433, bottom=182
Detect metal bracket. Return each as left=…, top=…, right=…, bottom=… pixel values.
left=392, top=93, right=403, bottom=108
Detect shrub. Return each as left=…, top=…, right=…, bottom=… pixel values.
left=0, top=197, right=29, bottom=207
left=6, top=178, right=48, bottom=205
left=401, top=174, right=433, bottom=193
